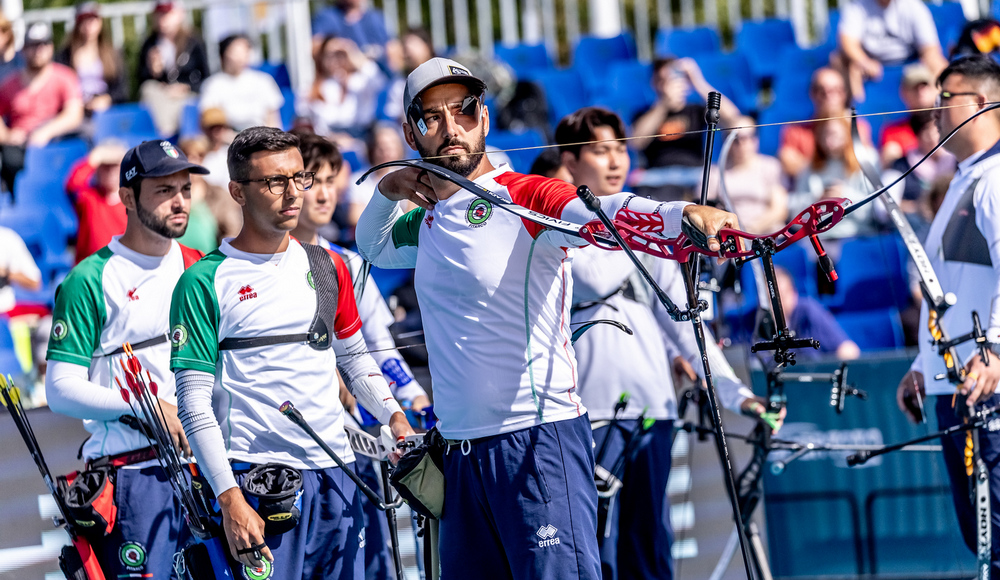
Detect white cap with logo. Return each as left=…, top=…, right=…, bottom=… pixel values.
left=403, top=57, right=488, bottom=123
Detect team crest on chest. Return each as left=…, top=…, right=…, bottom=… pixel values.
left=465, top=199, right=493, bottom=228
left=238, top=285, right=258, bottom=302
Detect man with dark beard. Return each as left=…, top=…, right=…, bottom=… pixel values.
left=356, top=57, right=742, bottom=579
left=44, top=140, right=207, bottom=578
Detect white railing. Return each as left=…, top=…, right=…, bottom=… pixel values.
left=19, top=0, right=987, bottom=94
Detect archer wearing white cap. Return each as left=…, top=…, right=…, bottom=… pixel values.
left=356, top=57, right=741, bottom=579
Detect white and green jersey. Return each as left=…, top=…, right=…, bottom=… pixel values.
left=169, top=238, right=363, bottom=469
left=46, top=237, right=201, bottom=460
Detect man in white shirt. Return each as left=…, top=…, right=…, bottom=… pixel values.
left=356, top=57, right=740, bottom=579
left=170, top=126, right=414, bottom=579
left=45, top=139, right=208, bottom=578
left=0, top=225, right=42, bottom=314
left=199, top=34, right=283, bottom=131
left=558, top=106, right=771, bottom=579
left=896, top=55, right=1000, bottom=574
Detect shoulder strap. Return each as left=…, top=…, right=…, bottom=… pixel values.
left=179, top=244, right=204, bottom=269
left=218, top=242, right=340, bottom=352
left=942, top=178, right=993, bottom=267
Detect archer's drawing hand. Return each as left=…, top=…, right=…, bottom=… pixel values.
left=377, top=167, right=438, bottom=211
left=896, top=370, right=925, bottom=424
left=741, top=397, right=785, bottom=433
left=682, top=205, right=742, bottom=255
left=218, top=487, right=273, bottom=569
left=961, top=350, right=1000, bottom=408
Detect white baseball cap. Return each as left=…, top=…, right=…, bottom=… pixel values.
left=403, top=57, right=487, bottom=123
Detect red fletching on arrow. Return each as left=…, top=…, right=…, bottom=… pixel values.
left=115, top=377, right=130, bottom=403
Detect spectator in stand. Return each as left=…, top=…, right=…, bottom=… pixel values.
left=174, top=138, right=219, bottom=252
left=312, top=0, right=394, bottom=67
left=778, top=67, right=872, bottom=181
left=198, top=107, right=235, bottom=188
left=345, top=122, right=405, bottom=227
left=883, top=110, right=956, bottom=227
left=529, top=148, right=574, bottom=182
left=199, top=34, right=283, bottom=131
left=790, top=117, right=879, bottom=238
left=65, top=140, right=127, bottom=263
left=0, top=11, right=23, bottom=83
left=0, top=23, right=84, bottom=195
left=879, top=63, right=938, bottom=165
left=137, top=0, right=210, bottom=136
left=833, top=0, right=947, bottom=102
left=381, top=27, right=436, bottom=123
left=57, top=2, right=128, bottom=116
left=776, top=266, right=861, bottom=360
left=304, top=35, right=387, bottom=139
left=630, top=57, right=740, bottom=200
left=0, top=225, right=41, bottom=315
left=707, top=117, right=788, bottom=234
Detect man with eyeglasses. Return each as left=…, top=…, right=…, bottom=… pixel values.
left=357, top=57, right=740, bottom=579
left=169, top=126, right=415, bottom=579
left=896, top=55, right=1000, bottom=574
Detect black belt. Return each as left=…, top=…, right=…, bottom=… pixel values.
left=218, top=333, right=318, bottom=351
left=87, top=446, right=158, bottom=469
left=99, top=334, right=168, bottom=357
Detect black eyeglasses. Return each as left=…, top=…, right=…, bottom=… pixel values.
left=936, top=91, right=980, bottom=107
left=237, top=171, right=315, bottom=195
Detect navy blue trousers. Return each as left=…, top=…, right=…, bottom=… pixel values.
left=95, top=465, right=190, bottom=579
left=227, top=463, right=365, bottom=580
left=592, top=419, right=674, bottom=580
left=438, top=414, right=602, bottom=580
left=355, top=453, right=394, bottom=580
left=936, top=393, right=1000, bottom=578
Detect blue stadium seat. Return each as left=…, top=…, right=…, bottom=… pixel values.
left=654, top=26, right=722, bottom=57
left=179, top=102, right=203, bottom=139
left=756, top=107, right=795, bottom=156
left=12, top=175, right=77, bottom=239
left=530, top=69, right=589, bottom=127
left=280, top=88, right=296, bottom=131
left=591, top=61, right=656, bottom=122
left=572, top=33, right=637, bottom=69
left=773, top=241, right=817, bottom=298
left=341, top=150, right=364, bottom=173
left=778, top=46, right=832, bottom=84
left=927, top=2, right=967, bottom=54
left=486, top=128, right=547, bottom=173
left=92, top=104, right=160, bottom=145
left=827, top=235, right=909, bottom=312
left=495, top=43, right=554, bottom=77
left=837, top=307, right=904, bottom=350
left=734, top=18, right=798, bottom=81
left=695, top=52, right=758, bottom=113
left=255, top=62, right=291, bottom=89
left=0, top=318, right=21, bottom=375
left=818, top=10, right=840, bottom=49
left=857, top=65, right=906, bottom=139
left=23, top=138, right=89, bottom=178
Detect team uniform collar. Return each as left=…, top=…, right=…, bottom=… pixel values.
left=108, top=235, right=178, bottom=269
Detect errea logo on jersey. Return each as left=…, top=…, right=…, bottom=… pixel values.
left=536, top=524, right=560, bottom=548
left=238, top=285, right=257, bottom=302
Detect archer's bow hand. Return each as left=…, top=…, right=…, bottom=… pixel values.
left=741, top=397, right=785, bottom=433
left=961, top=350, right=1000, bottom=408
left=682, top=205, right=742, bottom=255
left=376, top=167, right=439, bottom=211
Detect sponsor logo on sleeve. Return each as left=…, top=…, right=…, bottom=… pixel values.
left=465, top=199, right=493, bottom=228
left=51, top=319, right=69, bottom=341
left=170, top=324, right=188, bottom=348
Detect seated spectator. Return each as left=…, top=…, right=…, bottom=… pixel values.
left=137, top=0, right=210, bottom=136
left=833, top=0, right=947, bottom=102
left=381, top=27, right=435, bottom=122
left=175, top=137, right=219, bottom=252
left=199, top=33, right=283, bottom=131
left=790, top=117, right=879, bottom=238
left=0, top=23, right=84, bottom=194
left=65, top=140, right=127, bottom=262
left=879, top=63, right=938, bottom=165
left=630, top=57, right=740, bottom=200
left=346, top=122, right=404, bottom=226
left=529, top=148, right=574, bottom=182
left=778, top=67, right=872, bottom=181
left=0, top=11, right=23, bottom=83
left=776, top=266, right=861, bottom=361
left=57, top=2, right=128, bottom=116
left=0, top=225, right=41, bottom=315
left=883, top=110, right=955, bottom=227
left=198, top=107, right=235, bottom=188
left=707, top=117, right=788, bottom=234
left=312, top=0, right=393, bottom=66
left=303, top=36, right=387, bottom=138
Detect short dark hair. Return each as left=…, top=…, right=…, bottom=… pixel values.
left=219, top=33, right=251, bottom=61
left=228, top=127, right=300, bottom=181
left=402, top=27, right=434, bottom=54
left=298, top=133, right=343, bottom=174
left=909, top=110, right=936, bottom=135
left=554, top=107, right=627, bottom=158
left=938, top=55, right=1000, bottom=99
left=529, top=149, right=564, bottom=178
left=651, top=57, right=677, bottom=76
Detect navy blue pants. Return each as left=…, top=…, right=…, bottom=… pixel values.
left=592, top=419, right=674, bottom=580
left=227, top=463, right=365, bottom=580
left=95, top=465, right=190, bottom=579
left=438, top=414, right=602, bottom=580
left=355, top=453, right=394, bottom=580
left=936, top=393, right=1000, bottom=577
